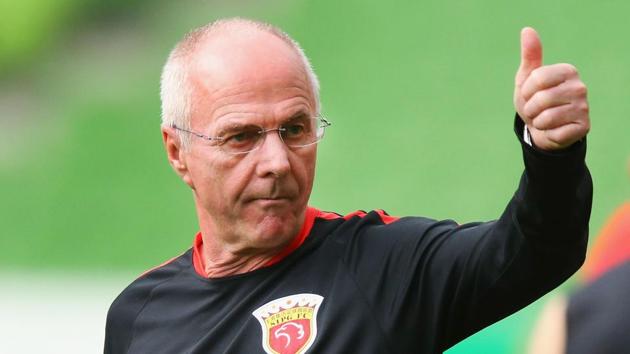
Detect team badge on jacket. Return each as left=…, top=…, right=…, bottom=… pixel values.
left=252, top=293, right=324, bottom=354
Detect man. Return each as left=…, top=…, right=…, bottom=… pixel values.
left=105, top=18, right=591, bottom=353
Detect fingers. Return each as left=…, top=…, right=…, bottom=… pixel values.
left=530, top=103, right=581, bottom=130
left=539, top=122, right=590, bottom=149
left=520, top=63, right=580, bottom=101
left=522, top=76, right=587, bottom=118
left=525, top=75, right=589, bottom=149
left=525, top=96, right=590, bottom=150
left=515, top=27, right=543, bottom=87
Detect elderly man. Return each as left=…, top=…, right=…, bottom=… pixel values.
left=105, top=18, right=591, bottom=353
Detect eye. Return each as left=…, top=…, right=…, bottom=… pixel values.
left=231, top=131, right=252, bottom=142
left=283, top=123, right=306, bottom=138
left=222, top=127, right=261, bottom=151
left=282, top=116, right=315, bottom=142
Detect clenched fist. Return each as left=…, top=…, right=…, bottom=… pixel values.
left=514, top=27, right=590, bottom=151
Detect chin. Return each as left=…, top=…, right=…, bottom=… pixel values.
left=253, top=213, right=300, bottom=246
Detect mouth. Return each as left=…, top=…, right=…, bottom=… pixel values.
left=250, top=197, right=292, bottom=208
left=244, top=184, right=298, bottom=205
left=253, top=196, right=291, bottom=202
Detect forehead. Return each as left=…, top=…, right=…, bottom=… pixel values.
left=188, top=30, right=316, bottom=126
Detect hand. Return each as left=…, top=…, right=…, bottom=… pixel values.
left=513, top=27, right=590, bottom=151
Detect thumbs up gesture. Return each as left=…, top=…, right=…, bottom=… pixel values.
left=513, top=27, right=590, bottom=150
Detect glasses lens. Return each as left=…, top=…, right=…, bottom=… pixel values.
left=218, top=117, right=329, bottom=155
left=282, top=118, right=326, bottom=148
left=221, top=126, right=263, bottom=154
left=280, top=118, right=315, bottom=146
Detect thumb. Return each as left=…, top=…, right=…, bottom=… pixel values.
left=515, top=27, right=543, bottom=86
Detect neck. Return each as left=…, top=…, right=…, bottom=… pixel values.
left=201, top=240, right=285, bottom=278
left=193, top=204, right=316, bottom=278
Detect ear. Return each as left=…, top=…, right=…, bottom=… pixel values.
left=162, top=125, right=194, bottom=189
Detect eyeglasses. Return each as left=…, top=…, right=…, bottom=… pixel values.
left=171, top=116, right=332, bottom=155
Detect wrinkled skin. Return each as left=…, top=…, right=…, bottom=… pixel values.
left=162, top=28, right=318, bottom=276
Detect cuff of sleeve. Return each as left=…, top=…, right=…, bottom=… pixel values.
left=513, top=113, right=586, bottom=164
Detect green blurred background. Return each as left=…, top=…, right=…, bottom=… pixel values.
left=1, top=0, right=629, bottom=352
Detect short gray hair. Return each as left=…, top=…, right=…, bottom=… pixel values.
left=160, top=18, right=321, bottom=149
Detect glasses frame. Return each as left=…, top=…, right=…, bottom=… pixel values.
left=170, top=116, right=332, bottom=155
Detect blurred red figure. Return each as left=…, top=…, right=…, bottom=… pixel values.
left=582, top=203, right=630, bottom=282
left=529, top=202, right=630, bottom=354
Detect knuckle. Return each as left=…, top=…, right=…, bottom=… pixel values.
left=528, top=92, right=551, bottom=114
left=533, top=111, right=550, bottom=129
left=524, top=100, right=540, bottom=118
left=570, top=99, right=590, bottom=116
left=538, top=91, right=552, bottom=107
left=561, top=63, right=578, bottom=76
left=545, top=131, right=562, bottom=145
left=568, top=123, right=590, bottom=142
left=574, top=81, right=588, bottom=97
left=553, top=130, right=571, bottom=143
left=531, top=70, right=545, bottom=88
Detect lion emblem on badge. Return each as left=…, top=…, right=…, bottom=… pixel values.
left=252, top=293, right=324, bottom=354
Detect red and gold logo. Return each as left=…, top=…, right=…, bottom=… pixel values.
left=252, top=293, right=324, bottom=354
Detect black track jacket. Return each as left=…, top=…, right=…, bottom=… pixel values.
left=105, top=117, right=592, bottom=353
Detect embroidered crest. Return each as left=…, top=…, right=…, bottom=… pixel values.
left=252, top=293, right=324, bottom=354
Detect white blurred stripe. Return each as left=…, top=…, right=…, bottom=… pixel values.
left=0, top=270, right=134, bottom=354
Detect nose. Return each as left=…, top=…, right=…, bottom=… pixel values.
left=254, top=129, right=291, bottom=178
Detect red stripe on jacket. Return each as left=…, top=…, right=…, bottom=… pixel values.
left=189, top=207, right=399, bottom=278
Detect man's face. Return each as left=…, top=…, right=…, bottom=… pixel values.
left=172, top=31, right=318, bottom=255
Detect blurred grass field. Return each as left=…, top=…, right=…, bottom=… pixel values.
left=1, top=0, right=629, bottom=353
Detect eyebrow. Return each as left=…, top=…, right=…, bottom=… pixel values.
left=213, top=110, right=313, bottom=135
left=215, top=122, right=259, bottom=137
left=281, top=110, right=312, bottom=125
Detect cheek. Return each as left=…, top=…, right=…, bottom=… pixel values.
left=187, top=152, right=244, bottom=205
left=294, top=150, right=317, bottom=194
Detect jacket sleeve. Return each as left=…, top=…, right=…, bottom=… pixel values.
left=340, top=115, right=592, bottom=352
left=438, top=115, right=592, bottom=348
